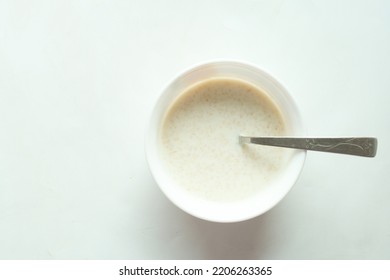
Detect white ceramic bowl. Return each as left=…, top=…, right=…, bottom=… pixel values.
left=146, top=61, right=306, bottom=223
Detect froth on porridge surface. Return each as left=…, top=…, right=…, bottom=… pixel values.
left=161, top=78, right=291, bottom=202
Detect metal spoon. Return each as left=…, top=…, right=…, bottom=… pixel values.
left=239, top=136, right=377, bottom=157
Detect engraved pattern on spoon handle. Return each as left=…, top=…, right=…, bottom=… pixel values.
left=240, top=137, right=377, bottom=157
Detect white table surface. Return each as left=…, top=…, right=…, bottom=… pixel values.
left=1, top=0, right=389, bottom=259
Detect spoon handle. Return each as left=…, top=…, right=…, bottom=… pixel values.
left=239, top=136, right=377, bottom=157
